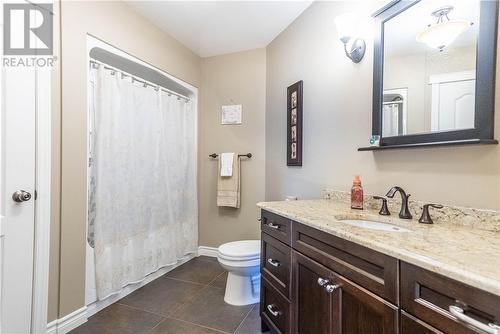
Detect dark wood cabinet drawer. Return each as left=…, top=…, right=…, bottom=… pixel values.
left=401, top=311, right=443, bottom=334
left=292, top=221, right=398, bottom=304
left=401, top=262, right=500, bottom=334
left=261, top=277, right=291, bottom=334
left=261, top=210, right=292, bottom=245
left=261, top=232, right=291, bottom=299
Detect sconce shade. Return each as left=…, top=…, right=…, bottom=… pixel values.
left=335, top=12, right=361, bottom=40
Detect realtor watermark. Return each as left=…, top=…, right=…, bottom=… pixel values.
left=3, top=2, right=56, bottom=67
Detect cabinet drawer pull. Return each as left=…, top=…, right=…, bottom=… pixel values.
left=267, top=304, right=281, bottom=317
left=449, top=306, right=500, bottom=334
left=267, top=258, right=281, bottom=267
left=325, top=284, right=341, bottom=293
left=266, top=222, right=280, bottom=229
left=317, top=277, right=329, bottom=286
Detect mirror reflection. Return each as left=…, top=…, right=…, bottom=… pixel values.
left=382, top=0, right=479, bottom=137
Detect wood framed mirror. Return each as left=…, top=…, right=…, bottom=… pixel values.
left=363, top=0, right=499, bottom=150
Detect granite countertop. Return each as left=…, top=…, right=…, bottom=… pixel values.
left=257, top=199, right=500, bottom=297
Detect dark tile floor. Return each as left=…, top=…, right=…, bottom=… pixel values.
left=70, top=256, right=263, bottom=334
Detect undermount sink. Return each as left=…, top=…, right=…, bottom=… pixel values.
left=339, top=219, right=411, bottom=232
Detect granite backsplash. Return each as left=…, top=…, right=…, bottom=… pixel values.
left=321, top=189, right=500, bottom=232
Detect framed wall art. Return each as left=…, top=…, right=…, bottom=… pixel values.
left=287, top=80, right=303, bottom=166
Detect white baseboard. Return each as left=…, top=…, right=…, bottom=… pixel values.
left=197, top=246, right=218, bottom=257
left=47, top=320, right=56, bottom=334
left=46, top=306, right=87, bottom=334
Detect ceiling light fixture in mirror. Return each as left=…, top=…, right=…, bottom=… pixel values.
left=416, top=6, right=473, bottom=51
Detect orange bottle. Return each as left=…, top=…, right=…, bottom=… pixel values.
left=351, top=176, right=363, bottom=210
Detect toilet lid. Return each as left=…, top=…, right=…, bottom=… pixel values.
left=218, top=240, right=261, bottom=259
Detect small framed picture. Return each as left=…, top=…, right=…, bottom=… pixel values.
left=221, top=104, right=242, bottom=125
left=291, top=108, right=297, bottom=125
left=287, top=81, right=303, bottom=166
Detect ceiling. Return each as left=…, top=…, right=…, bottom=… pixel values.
left=126, top=1, right=313, bottom=58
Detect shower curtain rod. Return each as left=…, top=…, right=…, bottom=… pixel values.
left=89, top=59, right=191, bottom=102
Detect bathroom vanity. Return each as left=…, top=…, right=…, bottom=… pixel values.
left=257, top=199, right=500, bottom=334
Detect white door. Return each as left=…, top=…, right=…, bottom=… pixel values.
left=0, top=22, right=37, bottom=334
left=430, top=71, right=476, bottom=132
left=437, top=80, right=475, bottom=131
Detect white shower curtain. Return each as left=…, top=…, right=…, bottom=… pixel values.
left=382, top=103, right=399, bottom=137
left=89, top=65, right=197, bottom=300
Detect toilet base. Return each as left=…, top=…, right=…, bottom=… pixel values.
left=224, top=272, right=260, bottom=306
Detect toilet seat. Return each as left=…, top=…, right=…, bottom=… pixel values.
left=218, top=240, right=260, bottom=261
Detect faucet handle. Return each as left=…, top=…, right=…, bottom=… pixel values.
left=373, top=196, right=390, bottom=216
left=419, top=204, right=443, bottom=224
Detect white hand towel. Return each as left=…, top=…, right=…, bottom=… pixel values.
left=220, top=152, right=234, bottom=177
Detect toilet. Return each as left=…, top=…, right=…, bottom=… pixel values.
left=217, top=240, right=261, bottom=306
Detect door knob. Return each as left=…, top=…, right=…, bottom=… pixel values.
left=12, top=190, right=31, bottom=203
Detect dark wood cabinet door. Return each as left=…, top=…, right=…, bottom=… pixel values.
left=292, top=251, right=335, bottom=334
left=293, top=250, right=398, bottom=334
left=333, top=272, right=399, bottom=334
left=401, top=311, right=443, bottom=334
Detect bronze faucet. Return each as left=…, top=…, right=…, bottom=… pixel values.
left=386, top=186, right=413, bottom=219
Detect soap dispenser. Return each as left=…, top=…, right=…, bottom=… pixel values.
left=351, top=176, right=363, bottom=210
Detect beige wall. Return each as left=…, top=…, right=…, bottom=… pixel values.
left=198, top=49, right=266, bottom=247
left=266, top=1, right=500, bottom=210
left=51, top=0, right=200, bottom=321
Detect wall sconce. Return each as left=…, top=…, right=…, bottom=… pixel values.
left=334, top=12, right=366, bottom=63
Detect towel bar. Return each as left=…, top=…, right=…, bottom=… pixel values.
left=209, top=153, right=252, bottom=159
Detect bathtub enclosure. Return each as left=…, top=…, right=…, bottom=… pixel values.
left=85, top=37, right=198, bottom=312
